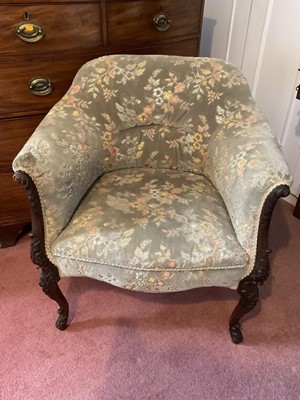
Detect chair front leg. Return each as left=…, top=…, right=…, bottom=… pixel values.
left=14, top=172, right=69, bottom=330
left=29, top=231, right=69, bottom=330
left=229, top=247, right=272, bottom=344
left=229, top=249, right=271, bottom=344
left=39, top=268, right=69, bottom=330
left=229, top=278, right=259, bottom=344
left=229, top=185, right=290, bottom=344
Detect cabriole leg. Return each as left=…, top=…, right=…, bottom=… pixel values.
left=229, top=185, right=291, bottom=344
left=229, top=280, right=259, bottom=344
left=39, top=269, right=69, bottom=330
left=13, top=172, right=70, bottom=331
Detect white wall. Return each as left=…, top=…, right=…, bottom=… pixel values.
left=253, top=0, right=300, bottom=198
left=200, top=0, right=300, bottom=201
left=200, top=0, right=269, bottom=90
left=200, top=0, right=234, bottom=60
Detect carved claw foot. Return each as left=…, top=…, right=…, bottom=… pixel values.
left=39, top=268, right=69, bottom=330
left=229, top=323, right=243, bottom=344
left=229, top=280, right=259, bottom=344
left=56, top=308, right=69, bottom=330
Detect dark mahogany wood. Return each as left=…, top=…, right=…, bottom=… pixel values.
left=0, top=55, right=94, bottom=118
left=0, top=1, right=204, bottom=246
left=0, top=172, right=31, bottom=248
left=293, top=196, right=300, bottom=219
left=0, top=115, right=44, bottom=248
left=229, top=184, right=290, bottom=344
left=106, top=0, right=203, bottom=45
left=116, top=38, right=199, bottom=57
left=0, top=3, right=103, bottom=56
left=14, top=170, right=289, bottom=340
left=0, top=0, right=96, bottom=3
left=14, top=171, right=69, bottom=330
left=0, top=115, right=45, bottom=171
left=0, top=223, right=31, bottom=248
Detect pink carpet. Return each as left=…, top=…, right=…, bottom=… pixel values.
left=1, top=200, right=300, bottom=400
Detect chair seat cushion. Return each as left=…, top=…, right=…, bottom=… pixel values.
left=51, top=168, right=249, bottom=292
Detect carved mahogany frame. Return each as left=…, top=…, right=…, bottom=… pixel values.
left=14, top=171, right=69, bottom=330
left=229, top=184, right=290, bottom=343
left=14, top=171, right=289, bottom=343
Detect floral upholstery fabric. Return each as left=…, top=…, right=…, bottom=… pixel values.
left=52, top=168, right=248, bottom=291
left=13, top=54, right=292, bottom=291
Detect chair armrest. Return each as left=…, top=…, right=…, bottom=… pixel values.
left=13, top=105, right=103, bottom=250
left=207, top=106, right=292, bottom=275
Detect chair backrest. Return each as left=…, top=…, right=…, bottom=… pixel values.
left=62, top=54, right=252, bottom=176
left=13, top=54, right=292, bottom=257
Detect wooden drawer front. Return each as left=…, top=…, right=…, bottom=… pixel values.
left=0, top=56, right=93, bottom=117
left=107, top=0, right=203, bottom=45
left=0, top=4, right=102, bottom=55
left=0, top=115, right=45, bottom=172
left=1, top=0, right=92, bottom=3
left=0, top=172, right=30, bottom=225
left=131, top=38, right=199, bottom=57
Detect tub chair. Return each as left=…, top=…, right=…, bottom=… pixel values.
left=13, top=54, right=292, bottom=343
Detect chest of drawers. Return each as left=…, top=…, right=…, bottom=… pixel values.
left=0, top=0, right=205, bottom=247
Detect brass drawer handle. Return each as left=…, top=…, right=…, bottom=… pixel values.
left=28, top=77, right=53, bottom=96
left=16, top=21, right=44, bottom=43
left=153, top=12, right=171, bottom=32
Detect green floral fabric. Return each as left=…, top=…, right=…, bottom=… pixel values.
left=52, top=168, right=248, bottom=291
left=13, top=54, right=292, bottom=291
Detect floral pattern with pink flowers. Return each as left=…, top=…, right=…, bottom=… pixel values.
left=13, top=54, right=292, bottom=291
